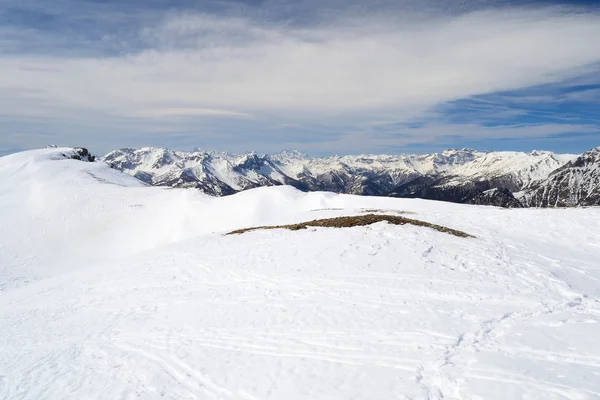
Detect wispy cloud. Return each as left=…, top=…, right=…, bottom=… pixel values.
left=130, top=107, right=253, bottom=118
left=0, top=0, right=599, bottom=154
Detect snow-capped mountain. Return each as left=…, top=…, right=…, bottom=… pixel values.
left=102, top=148, right=302, bottom=196
left=101, top=147, right=484, bottom=194
left=448, top=150, right=575, bottom=190
left=391, top=150, right=577, bottom=207
left=520, top=147, right=600, bottom=207
left=101, top=147, right=600, bottom=207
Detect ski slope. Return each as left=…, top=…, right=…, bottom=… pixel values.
left=1, top=148, right=600, bottom=400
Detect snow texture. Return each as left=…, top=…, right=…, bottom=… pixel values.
left=1, top=148, right=600, bottom=399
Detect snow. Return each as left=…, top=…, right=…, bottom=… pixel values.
left=1, top=148, right=600, bottom=400
left=519, top=148, right=600, bottom=207
left=207, top=158, right=244, bottom=191
left=285, top=149, right=482, bottom=178
left=448, top=151, right=578, bottom=188
left=101, top=148, right=485, bottom=190
left=101, top=147, right=580, bottom=198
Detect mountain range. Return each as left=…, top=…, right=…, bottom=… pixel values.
left=101, top=146, right=600, bottom=208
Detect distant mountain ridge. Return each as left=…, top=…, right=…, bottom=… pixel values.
left=101, top=147, right=600, bottom=207
left=520, top=147, right=600, bottom=207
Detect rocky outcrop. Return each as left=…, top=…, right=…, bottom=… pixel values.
left=70, top=148, right=96, bottom=162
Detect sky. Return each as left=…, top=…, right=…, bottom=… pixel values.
left=0, top=0, right=599, bottom=156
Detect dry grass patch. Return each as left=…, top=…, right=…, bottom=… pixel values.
left=226, top=214, right=474, bottom=238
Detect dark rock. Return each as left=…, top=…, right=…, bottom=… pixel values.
left=466, top=188, right=523, bottom=208
left=70, top=148, right=95, bottom=162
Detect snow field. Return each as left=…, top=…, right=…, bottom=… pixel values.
left=1, top=148, right=599, bottom=399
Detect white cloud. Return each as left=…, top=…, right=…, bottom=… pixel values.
left=289, top=122, right=600, bottom=155
left=130, top=107, right=253, bottom=118
left=1, top=4, right=600, bottom=152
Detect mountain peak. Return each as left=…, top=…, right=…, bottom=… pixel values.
left=586, top=146, right=600, bottom=155
left=442, top=148, right=477, bottom=154
left=278, top=149, right=309, bottom=158
left=529, top=150, right=552, bottom=157
left=271, top=149, right=311, bottom=163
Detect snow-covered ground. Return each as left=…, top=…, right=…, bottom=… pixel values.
left=1, top=148, right=599, bottom=400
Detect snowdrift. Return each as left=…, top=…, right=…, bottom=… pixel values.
left=1, top=148, right=600, bottom=400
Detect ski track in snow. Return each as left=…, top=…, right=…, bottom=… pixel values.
left=1, top=148, right=600, bottom=400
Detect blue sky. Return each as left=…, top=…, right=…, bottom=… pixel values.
left=1, top=0, right=599, bottom=156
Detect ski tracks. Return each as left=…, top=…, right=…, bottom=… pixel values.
left=110, top=341, right=234, bottom=400
left=419, top=296, right=600, bottom=399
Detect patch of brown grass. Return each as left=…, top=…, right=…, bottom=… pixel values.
left=226, top=214, right=474, bottom=238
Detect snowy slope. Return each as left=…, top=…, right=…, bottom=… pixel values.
left=2, top=148, right=600, bottom=400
